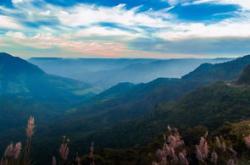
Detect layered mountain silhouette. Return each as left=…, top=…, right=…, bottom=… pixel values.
left=38, top=54, right=250, bottom=151
left=237, top=64, right=250, bottom=85
left=0, top=52, right=97, bottom=141
left=183, top=54, right=250, bottom=82
left=0, top=52, right=94, bottom=101
left=30, top=57, right=230, bottom=89
left=2, top=52, right=250, bottom=165
left=80, top=63, right=250, bottom=149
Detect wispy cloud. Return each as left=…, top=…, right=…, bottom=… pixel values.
left=55, top=4, right=171, bottom=28
left=0, top=15, right=23, bottom=30
left=0, top=0, right=250, bottom=58
left=4, top=31, right=130, bottom=57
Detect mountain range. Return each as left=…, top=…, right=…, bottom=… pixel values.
left=34, top=54, right=250, bottom=152
left=0, top=52, right=96, bottom=101
left=2, top=52, right=250, bottom=164
left=68, top=57, right=250, bottom=152
left=0, top=52, right=96, bottom=143
left=183, top=55, right=250, bottom=82
left=29, top=57, right=230, bottom=89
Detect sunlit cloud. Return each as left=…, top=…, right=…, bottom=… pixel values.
left=55, top=4, right=171, bottom=28
left=4, top=31, right=130, bottom=57
left=0, top=0, right=250, bottom=58
left=74, top=26, right=143, bottom=41
left=155, top=17, right=250, bottom=40
left=0, top=15, right=23, bottom=30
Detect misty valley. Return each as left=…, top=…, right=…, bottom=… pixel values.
left=1, top=0, right=250, bottom=164
left=1, top=52, right=250, bottom=165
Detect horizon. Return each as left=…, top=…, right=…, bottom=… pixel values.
left=1, top=51, right=238, bottom=60
left=3, top=1, right=250, bottom=163
left=1, top=0, right=250, bottom=58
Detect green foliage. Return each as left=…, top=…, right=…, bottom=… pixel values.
left=2, top=53, right=250, bottom=164
left=0, top=52, right=95, bottom=101
left=237, top=64, right=250, bottom=85
left=183, top=55, right=250, bottom=82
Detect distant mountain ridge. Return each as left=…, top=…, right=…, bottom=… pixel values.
left=0, top=52, right=97, bottom=144
left=29, top=57, right=231, bottom=89
left=0, top=52, right=44, bottom=76
left=1, top=52, right=250, bottom=165
left=78, top=62, right=250, bottom=149
left=37, top=54, right=250, bottom=151
left=237, top=64, right=250, bottom=85
left=0, top=52, right=94, bottom=101
left=183, top=55, right=250, bottom=82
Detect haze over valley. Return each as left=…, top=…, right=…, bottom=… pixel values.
left=1, top=0, right=250, bottom=164
left=29, top=57, right=230, bottom=89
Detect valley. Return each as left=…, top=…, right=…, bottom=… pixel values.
left=2, top=52, right=250, bottom=164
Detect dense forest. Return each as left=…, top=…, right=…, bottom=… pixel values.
left=1, top=52, right=250, bottom=164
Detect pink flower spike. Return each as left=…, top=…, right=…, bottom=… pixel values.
left=52, top=156, right=56, bottom=165
left=13, top=142, right=22, bottom=159
left=178, top=151, right=189, bottom=165
left=211, top=151, right=218, bottom=164
left=26, top=116, right=35, bottom=138
left=244, top=135, right=250, bottom=149
left=4, top=142, right=22, bottom=159
left=227, top=159, right=236, bottom=165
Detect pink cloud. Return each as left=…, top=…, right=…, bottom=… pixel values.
left=0, top=16, right=23, bottom=30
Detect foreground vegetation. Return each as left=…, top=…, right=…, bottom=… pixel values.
left=3, top=53, right=250, bottom=165
left=1, top=117, right=250, bottom=165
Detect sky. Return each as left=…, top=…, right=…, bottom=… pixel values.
left=0, top=0, right=250, bottom=58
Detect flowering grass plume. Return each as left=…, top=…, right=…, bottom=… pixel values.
left=151, top=125, right=250, bottom=165
left=1, top=118, right=250, bottom=165
left=152, top=126, right=188, bottom=165
left=0, top=116, right=35, bottom=165
left=26, top=116, right=35, bottom=138
left=196, top=136, right=209, bottom=162
left=52, top=140, right=95, bottom=165
left=215, top=136, right=227, bottom=152
left=75, top=153, right=81, bottom=165
left=52, top=156, right=57, bottom=165
left=88, top=142, right=95, bottom=165
left=1, top=116, right=96, bottom=165
left=23, top=116, right=35, bottom=165
left=211, top=151, right=218, bottom=164
left=59, top=137, right=70, bottom=161
left=243, top=135, right=250, bottom=149
left=4, top=142, right=22, bottom=159
left=0, top=142, right=22, bottom=165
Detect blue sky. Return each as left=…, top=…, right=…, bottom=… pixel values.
left=0, top=0, right=250, bottom=58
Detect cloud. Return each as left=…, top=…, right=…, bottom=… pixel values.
left=73, top=26, right=143, bottom=41
left=54, top=4, right=171, bottom=28
left=0, top=15, right=23, bottom=30
left=0, top=0, right=250, bottom=58
left=4, top=31, right=130, bottom=57
left=5, top=0, right=171, bottom=28
left=154, top=16, right=250, bottom=40
left=220, top=0, right=250, bottom=9
left=130, top=36, right=250, bottom=57
left=12, top=0, right=32, bottom=4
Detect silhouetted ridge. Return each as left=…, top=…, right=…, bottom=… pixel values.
left=237, top=65, right=250, bottom=85
left=183, top=55, right=250, bottom=82
left=29, top=57, right=231, bottom=89
left=0, top=53, right=93, bottom=100
left=96, top=82, right=135, bottom=99
left=0, top=52, right=44, bottom=76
